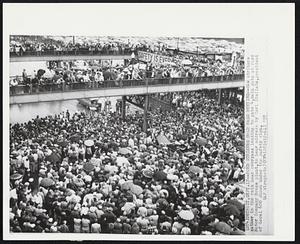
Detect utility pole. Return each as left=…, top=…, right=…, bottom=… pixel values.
left=122, top=96, right=126, bottom=121
left=143, top=94, right=149, bottom=132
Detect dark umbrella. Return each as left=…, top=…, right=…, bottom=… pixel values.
left=214, top=222, right=232, bottom=234
left=156, top=198, right=169, bottom=208
left=222, top=161, right=232, bottom=170
left=45, top=152, right=61, bottom=163
left=69, top=134, right=81, bottom=143
left=223, top=204, right=241, bottom=217
left=236, top=146, right=245, bottom=153
left=37, top=69, right=46, bottom=77
left=195, top=137, right=207, bottom=146
left=83, top=162, right=95, bottom=173
left=227, top=199, right=244, bottom=211
left=40, top=178, right=55, bottom=188
left=178, top=145, right=187, bottom=152
left=153, top=171, right=167, bottom=181
left=10, top=173, right=23, bottom=181
left=57, top=139, right=68, bottom=147
left=237, top=140, right=244, bottom=146
left=103, top=71, right=117, bottom=80
left=230, top=228, right=245, bottom=235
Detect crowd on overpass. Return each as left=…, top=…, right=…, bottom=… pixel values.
left=10, top=37, right=140, bottom=57
left=9, top=90, right=245, bottom=235
left=9, top=36, right=244, bottom=66
left=10, top=57, right=244, bottom=95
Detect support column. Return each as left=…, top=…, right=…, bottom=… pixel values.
left=218, top=88, right=222, bottom=104
left=241, top=88, right=244, bottom=103
left=121, top=96, right=126, bottom=121
left=143, top=94, right=149, bottom=132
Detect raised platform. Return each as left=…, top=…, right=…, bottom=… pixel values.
left=10, top=54, right=131, bottom=62
left=10, top=75, right=244, bottom=105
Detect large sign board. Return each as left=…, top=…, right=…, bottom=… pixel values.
left=137, top=51, right=181, bottom=65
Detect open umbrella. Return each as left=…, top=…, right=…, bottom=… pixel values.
left=178, top=210, right=194, bottom=220
left=54, top=68, right=64, bottom=72
left=90, top=66, right=102, bottom=70
left=163, top=61, right=176, bottom=66
left=227, top=199, right=244, bottom=211
left=185, top=151, right=195, bottom=158
left=119, top=148, right=132, bottom=155
left=206, top=126, right=217, bottom=132
left=45, top=152, right=61, bottom=163
left=223, top=204, right=241, bottom=217
left=166, top=159, right=179, bottom=165
left=195, top=137, right=208, bottom=146
left=237, top=140, right=244, bottom=146
left=156, top=198, right=169, bottom=208
left=83, top=162, right=95, bottom=172
left=222, top=161, right=232, bottom=170
left=236, top=146, right=245, bottom=153
left=40, top=178, right=55, bottom=188
left=181, top=60, right=193, bottom=66
left=121, top=181, right=134, bottom=191
left=214, top=222, right=232, bottom=234
left=73, top=177, right=85, bottom=187
left=153, top=171, right=167, bottom=181
left=233, top=152, right=243, bottom=159
left=11, top=151, right=19, bottom=157
left=37, top=69, right=46, bottom=77
left=157, top=135, right=171, bottom=145
left=57, top=139, right=68, bottom=147
left=116, top=156, right=129, bottom=166
left=188, top=166, right=202, bottom=174
left=230, top=228, right=245, bottom=235
left=10, top=173, right=23, bottom=181
left=84, top=139, right=94, bottom=147
left=69, top=134, right=81, bottom=143
left=129, top=184, right=143, bottom=196
left=142, top=169, right=154, bottom=178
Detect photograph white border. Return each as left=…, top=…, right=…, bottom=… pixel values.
left=3, top=3, right=295, bottom=241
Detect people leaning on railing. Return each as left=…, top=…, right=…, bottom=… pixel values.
left=10, top=72, right=244, bottom=95
left=9, top=41, right=141, bottom=57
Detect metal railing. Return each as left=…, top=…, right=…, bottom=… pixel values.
left=9, top=74, right=244, bottom=96
left=9, top=49, right=137, bottom=57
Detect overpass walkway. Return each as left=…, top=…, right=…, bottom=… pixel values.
left=10, top=74, right=244, bottom=105
left=10, top=54, right=131, bottom=62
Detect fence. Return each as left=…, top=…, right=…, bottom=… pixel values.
left=9, top=48, right=137, bottom=58
left=10, top=74, right=244, bottom=96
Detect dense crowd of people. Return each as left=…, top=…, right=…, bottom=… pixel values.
left=10, top=37, right=140, bottom=56
left=9, top=90, right=245, bottom=235
left=10, top=57, right=244, bottom=94
left=9, top=36, right=244, bottom=62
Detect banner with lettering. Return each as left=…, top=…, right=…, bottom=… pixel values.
left=137, top=51, right=181, bottom=65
